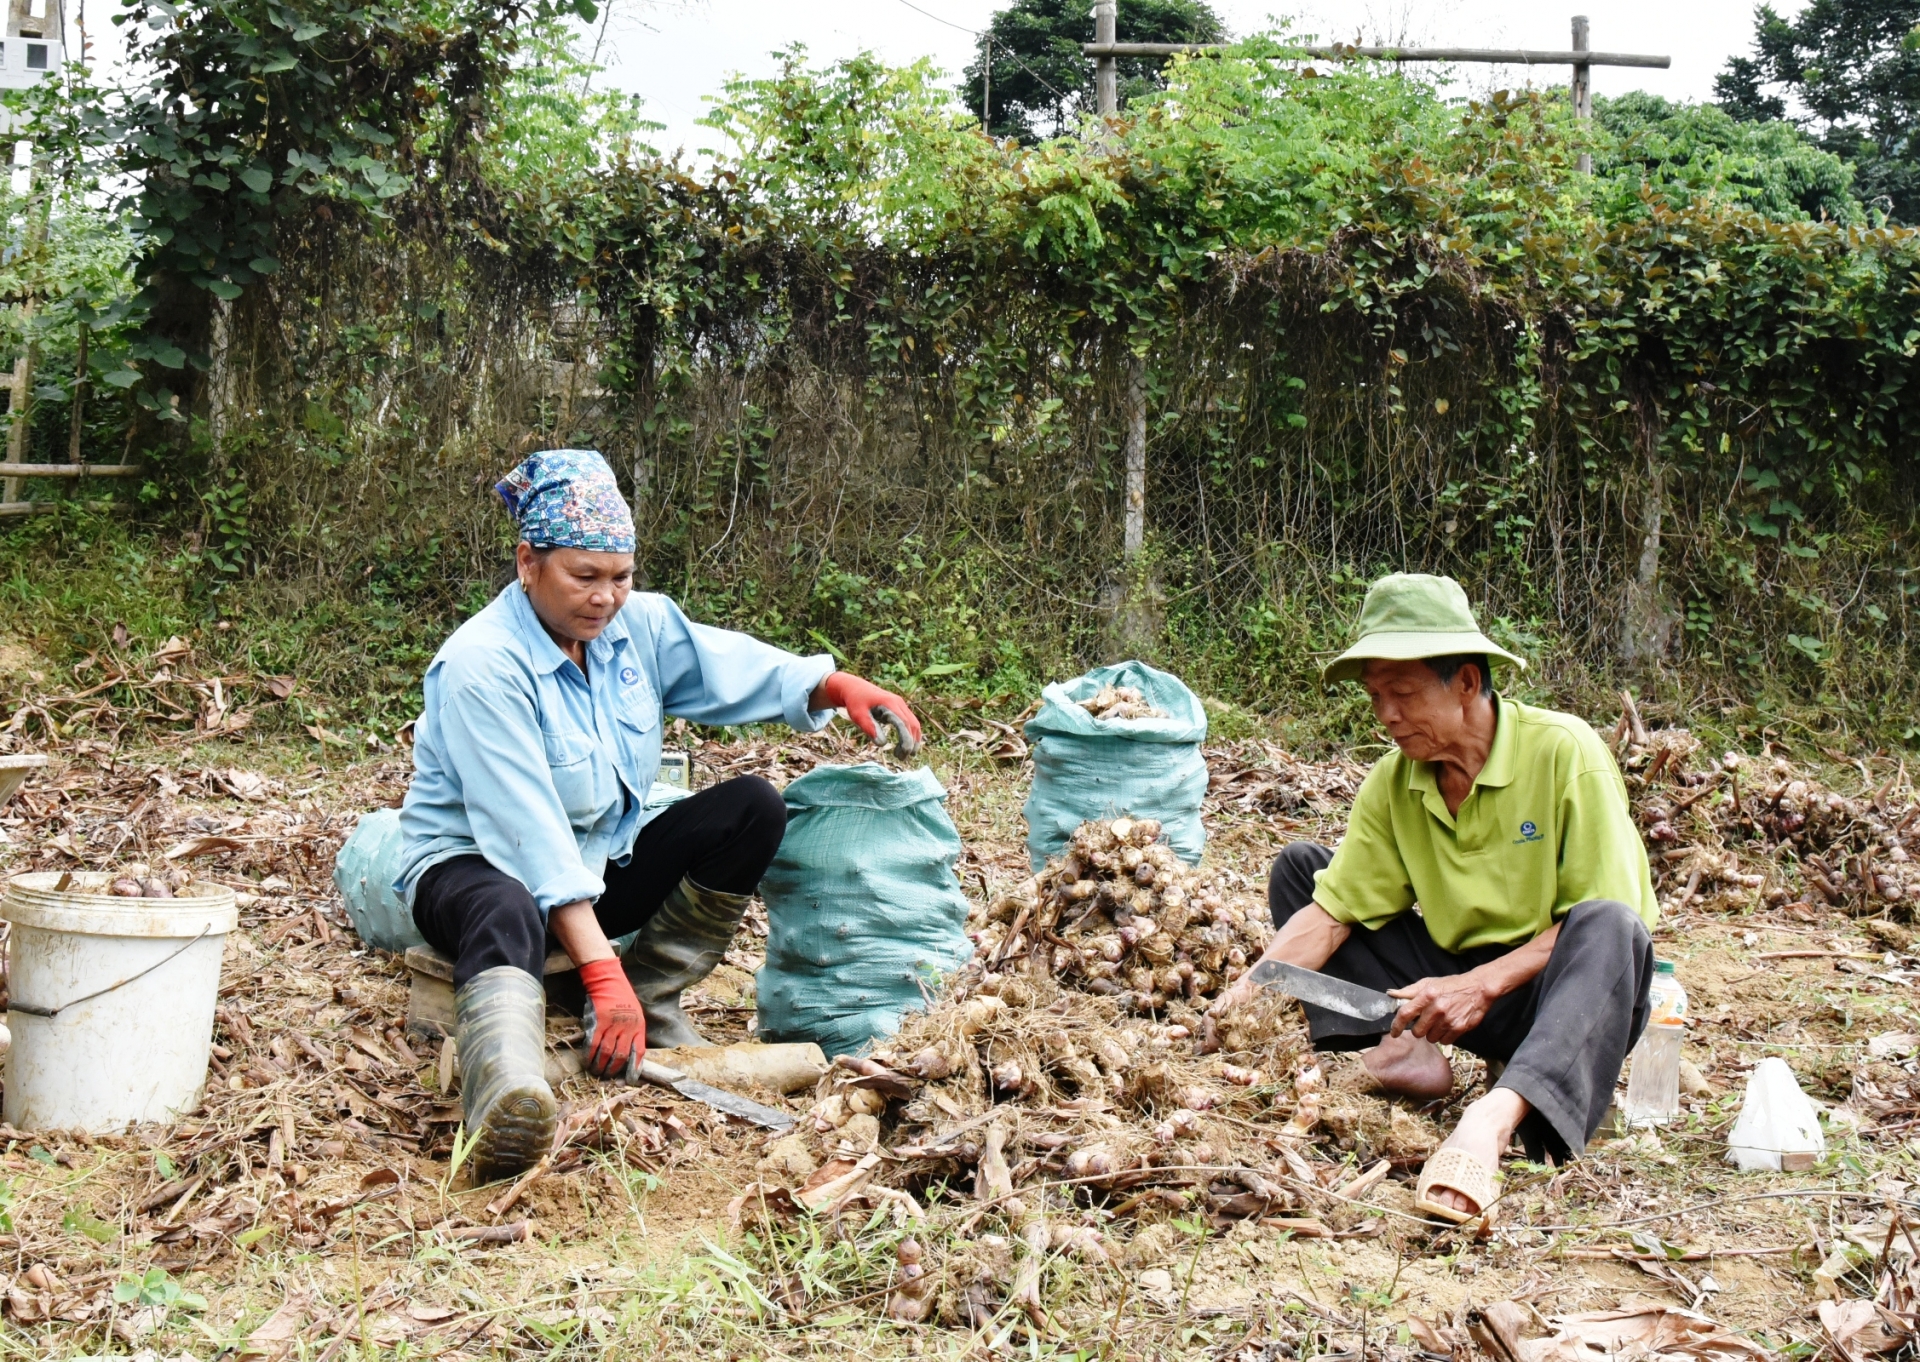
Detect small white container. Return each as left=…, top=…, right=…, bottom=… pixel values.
left=3, top=872, right=237, bottom=1132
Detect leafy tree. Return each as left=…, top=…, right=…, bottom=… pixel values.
left=959, top=0, right=1226, bottom=142
left=111, top=0, right=598, bottom=417
left=1594, top=92, right=1860, bottom=222
left=1715, top=0, right=1920, bottom=221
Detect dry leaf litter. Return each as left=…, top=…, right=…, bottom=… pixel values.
left=0, top=660, right=1918, bottom=1353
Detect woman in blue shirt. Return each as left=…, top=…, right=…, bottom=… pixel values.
left=398, top=449, right=920, bottom=1179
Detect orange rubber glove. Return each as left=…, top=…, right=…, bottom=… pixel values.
left=820, top=671, right=922, bottom=745
left=578, top=958, right=647, bottom=1079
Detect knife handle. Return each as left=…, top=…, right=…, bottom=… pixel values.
left=631, top=1057, right=686, bottom=1087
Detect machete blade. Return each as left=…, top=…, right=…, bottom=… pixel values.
left=630, top=1058, right=796, bottom=1130
left=1248, top=960, right=1402, bottom=1034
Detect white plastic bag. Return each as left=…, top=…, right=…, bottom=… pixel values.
left=1726, top=1056, right=1825, bottom=1171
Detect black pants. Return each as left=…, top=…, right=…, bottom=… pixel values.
left=413, top=776, right=787, bottom=988
left=1269, top=841, right=1654, bottom=1162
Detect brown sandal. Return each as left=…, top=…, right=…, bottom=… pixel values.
left=1413, top=1146, right=1500, bottom=1224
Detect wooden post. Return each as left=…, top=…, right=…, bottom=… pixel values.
left=1123, top=358, right=1145, bottom=560
left=1093, top=0, right=1117, bottom=116
left=4, top=147, right=46, bottom=506
left=1571, top=15, right=1592, bottom=174
left=1100, top=7, right=1144, bottom=583
left=208, top=297, right=233, bottom=458
left=65, top=319, right=85, bottom=463
left=3, top=323, right=30, bottom=505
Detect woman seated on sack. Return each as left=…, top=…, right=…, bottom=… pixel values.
left=395, top=448, right=920, bottom=1179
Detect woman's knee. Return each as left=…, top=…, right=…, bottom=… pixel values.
left=732, top=774, right=787, bottom=830
left=718, top=775, right=788, bottom=862
left=417, top=860, right=546, bottom=985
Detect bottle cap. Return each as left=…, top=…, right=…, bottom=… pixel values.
left=1654, top=960, right=1676, bottom=974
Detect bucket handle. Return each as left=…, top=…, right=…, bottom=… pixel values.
left=10, top=923, right=215, bottom=1019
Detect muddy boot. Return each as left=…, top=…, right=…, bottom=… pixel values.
left=454, top=965, right=556, bottom=1180
left=620, top=876, right=750, bottom=1049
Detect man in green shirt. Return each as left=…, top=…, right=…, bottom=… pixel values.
left=1210, top=573, right=1658, bottom=1222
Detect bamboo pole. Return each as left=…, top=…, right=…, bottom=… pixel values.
left=0, top=462, right=140, bottom=478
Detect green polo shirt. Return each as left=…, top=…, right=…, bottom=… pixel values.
left=1312, top=696, right=1658, bottom=953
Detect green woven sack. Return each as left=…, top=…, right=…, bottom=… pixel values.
left=756, top=763, right=974, bottom=1057
left=1022, top=660, right=1209, bottom=870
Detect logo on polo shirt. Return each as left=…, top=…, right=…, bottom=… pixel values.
left=1514, top=819, right=1543, bottom=844
left=619, top=666, right=640, bottom=686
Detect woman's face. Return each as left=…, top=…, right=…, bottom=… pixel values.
left=518, top=543, right=634, bottom=645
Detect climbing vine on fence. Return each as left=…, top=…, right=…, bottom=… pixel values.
left=10, top=25, right=1920, bottom=731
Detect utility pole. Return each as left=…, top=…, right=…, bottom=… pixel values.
left=1571, top=16, right=1592, bottom=173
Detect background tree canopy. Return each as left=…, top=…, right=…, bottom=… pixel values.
left=1716, top=0, right=1920, bottom=221
left=959, top=0, right=1225, bottom=140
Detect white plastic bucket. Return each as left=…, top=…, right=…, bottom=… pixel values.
left=2, top=872, right=237, bottom=1132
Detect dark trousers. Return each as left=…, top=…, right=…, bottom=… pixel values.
left=414, top=776, right=787, bottom=988
left=1269, top=841, right=1654, bottom=1162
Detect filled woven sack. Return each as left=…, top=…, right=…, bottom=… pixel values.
left=756, top=763, right=974, bottom=1056
left=1022, top=659, right=1208, bottom=870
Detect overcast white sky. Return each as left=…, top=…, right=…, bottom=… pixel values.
left=579, top=0, right=1798, bottom=161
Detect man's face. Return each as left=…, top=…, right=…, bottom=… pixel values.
left=519, top=543, right=634, bottom=643
left=1360, top=657, right=1479, bottom=761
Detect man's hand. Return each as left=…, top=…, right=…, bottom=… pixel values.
left=1388, top=972, right=1495, bottom=1045
left=1206, top=971, right=1261, bottom=1019
left=814, top=671, right=922, bottom=745
left=1386, top=920, right=1562, bottom=1044
left=1206, top=901, right=1351, bottom=1020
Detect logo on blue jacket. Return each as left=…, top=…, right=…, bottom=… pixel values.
left=1514, top=819, right=1543, bottom=844
left=619, top=666, right=640, bottom=686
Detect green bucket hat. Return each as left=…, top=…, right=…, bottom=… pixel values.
left=1322, top=573, right=1527, bottom=686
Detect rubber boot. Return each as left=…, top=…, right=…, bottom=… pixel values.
left=619, top=876, right=750, bottom=1049
left=454, top=965, right=556, bottom=1180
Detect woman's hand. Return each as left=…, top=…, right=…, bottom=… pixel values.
left=814, top=671, right=922, bottom=745
left=578, top=959, right=647, bottom=1078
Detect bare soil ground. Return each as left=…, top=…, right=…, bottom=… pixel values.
left=0, top=708, right=1913, bottom=1360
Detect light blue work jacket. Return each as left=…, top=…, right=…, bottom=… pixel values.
left=395, top=583, right=835, bottom=913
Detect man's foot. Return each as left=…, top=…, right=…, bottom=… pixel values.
left=1417, top=1087, right=1529, bottom=1218
left=1361, top=1032, right=1455, bottom=1099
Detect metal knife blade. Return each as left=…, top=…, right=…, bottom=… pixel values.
left=632, top=1058, right=796, bottom=1129
left=1248, top=960, right=1401, bottom=1027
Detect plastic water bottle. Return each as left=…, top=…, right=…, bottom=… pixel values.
left=1625, top=960, right=1688, bottom=1126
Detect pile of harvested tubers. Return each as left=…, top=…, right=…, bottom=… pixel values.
left=975, top=817, right=1271, bottom=1015
left=757, top=819, right=1449, bottom=1253
left=1613, top=715, right=1920, bottom=916
left=1076, top=685, right=1167, bottom=722
left=106, top=864, right=194, bottom=899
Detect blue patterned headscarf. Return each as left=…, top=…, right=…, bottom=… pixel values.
left=494, top=448, right=636, bottom=553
